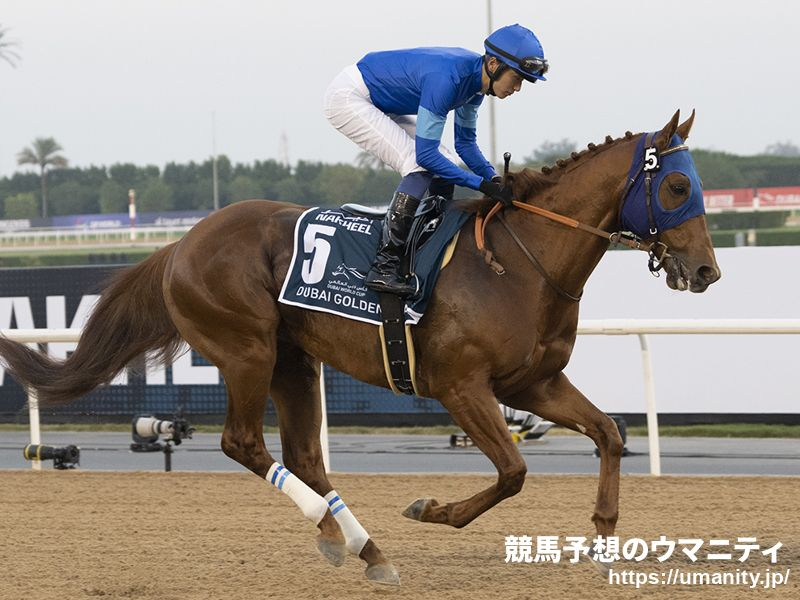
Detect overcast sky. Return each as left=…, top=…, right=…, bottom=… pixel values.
left=1, top=1, right=797, bottom=179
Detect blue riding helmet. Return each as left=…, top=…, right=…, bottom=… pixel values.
left=484, top=24, right=548, bottom=82
left=620, top=133, right=706, bottom=240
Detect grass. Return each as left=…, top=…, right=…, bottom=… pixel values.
left=627, top=423, right=800, bottom=438
left=1, top=423, right=798, bottom=438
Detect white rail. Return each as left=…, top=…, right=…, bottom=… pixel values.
left=10, top=319, right=800, bottom=475
left=0, top=226, right=191, bottom=251
left=578, top=319, right=800, bottom=475
left=5, top=328, right=330, bottom=471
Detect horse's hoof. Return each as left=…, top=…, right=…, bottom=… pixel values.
left=587, top=549, right=612, bottom=577
left=402, top=498, right=433, bottom=521
left=365, top=563, right=401, bottom=586
left=591, top=559, right=611, bottom=577
left=317, top=537, right=347, bottom=567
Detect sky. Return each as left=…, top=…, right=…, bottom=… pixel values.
left=1, top=1, right=798, bottom=179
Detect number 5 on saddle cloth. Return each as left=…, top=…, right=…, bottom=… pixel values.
left=279, top=196, right=470, bottom=395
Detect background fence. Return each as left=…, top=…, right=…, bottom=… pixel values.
left=0, top=265, right=452, bottom=425
left=1, top=264, right=799, bottom=429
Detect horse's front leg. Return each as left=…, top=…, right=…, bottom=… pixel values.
left=503, top=372, right=624, bottom=537
left=403, top=380, right=527, bottom=528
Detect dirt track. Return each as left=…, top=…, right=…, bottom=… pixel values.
left=1, top=471, right=797, bottom=599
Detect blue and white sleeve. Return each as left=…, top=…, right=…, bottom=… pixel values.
left=415, top=77, right=483, bottom=190
left=454, top=98, right=497, bottom=182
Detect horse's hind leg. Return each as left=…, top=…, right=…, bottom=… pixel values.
left=168, top=295, right=330, bottom=558
left=218, top=361, right=275, bottom=477
left=270, top=343, right=399, bottom=585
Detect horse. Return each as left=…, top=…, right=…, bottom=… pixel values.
left=0, top=110, right=720, bottom=586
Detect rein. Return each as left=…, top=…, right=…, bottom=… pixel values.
left=474, top=200, right=660, bottom=302
left=473, top=160, right=690, bottom=300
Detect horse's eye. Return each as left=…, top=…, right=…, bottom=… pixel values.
left=670, top=184, right=687, bottom=195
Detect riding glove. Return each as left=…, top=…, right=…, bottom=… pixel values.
left=479, top=179, right=514, bottom=207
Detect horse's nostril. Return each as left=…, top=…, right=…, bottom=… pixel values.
left=696, top=265, right=720, bottom=284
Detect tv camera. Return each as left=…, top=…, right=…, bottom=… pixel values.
left=23, top=443, right=80, bottom=469
left=130, top=409, right=194, bottom=471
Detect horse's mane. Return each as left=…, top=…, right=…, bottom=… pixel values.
left=453, top=131, right=635, bottom=214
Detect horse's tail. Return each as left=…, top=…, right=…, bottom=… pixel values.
left=0, top=244, right=183, bottom=405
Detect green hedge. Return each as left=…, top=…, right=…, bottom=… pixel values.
left=0, top=249, right=153, bottom=268
left=752, top=228, right=800, bottom=246
left=707, top=211, right=789, bottom=231
left=710, top=232, right=738, bottom=247
left=711, top=227, right=800, bottom=248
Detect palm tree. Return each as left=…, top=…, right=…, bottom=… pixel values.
left=0, top=25, right=21, bottom=68
left=17, top=138, right=69, bottom=218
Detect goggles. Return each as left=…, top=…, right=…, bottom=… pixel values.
left=484, top=40, right=549, bottom=77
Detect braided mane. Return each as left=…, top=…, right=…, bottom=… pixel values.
left=453, top=131, right=636, bottom=214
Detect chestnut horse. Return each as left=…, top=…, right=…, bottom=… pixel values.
left=0, top=110, right=719, bottom=585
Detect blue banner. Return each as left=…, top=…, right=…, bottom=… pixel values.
left=49, top=209, right=209, bottom=229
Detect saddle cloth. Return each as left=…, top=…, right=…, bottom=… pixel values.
left=278, top=205, right=469, bottom=325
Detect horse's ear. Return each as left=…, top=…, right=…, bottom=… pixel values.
left=675, top=109, right=696, bottom=141
left=653, top=110, right=681, bottom=150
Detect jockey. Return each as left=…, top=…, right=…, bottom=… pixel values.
left=324, top=24, right=548, bottom=296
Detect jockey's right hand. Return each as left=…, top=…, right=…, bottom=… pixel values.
left=479, top=179, right=514, bottom=207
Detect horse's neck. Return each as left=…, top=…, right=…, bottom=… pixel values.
left=509, top=142, right=634, bottom=296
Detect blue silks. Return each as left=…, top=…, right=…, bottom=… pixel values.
left=620, top=133, right=705, bottom=239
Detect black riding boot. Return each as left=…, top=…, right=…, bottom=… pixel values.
left=365, top=191, right=420, bottom=296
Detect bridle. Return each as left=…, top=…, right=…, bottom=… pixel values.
left=475, top=136, right=690, bottom=302
left=618, top=132, right=689, bottom=274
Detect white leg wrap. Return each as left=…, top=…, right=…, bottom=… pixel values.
left=325, top=490, right=370, bottom=555
left=266, top=462, right=328, bottom=524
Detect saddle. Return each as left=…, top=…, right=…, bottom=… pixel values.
left=341, top=195, right=448, bottom=396
left=341, top=194, right=448, bottom=282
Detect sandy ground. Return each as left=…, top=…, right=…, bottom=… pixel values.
left=0, top=471, right=797, bottom=600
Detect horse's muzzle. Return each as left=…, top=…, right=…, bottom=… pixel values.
left=666, top=258, right=721, bottom=293
left=691, top=264, right=721, bottom=293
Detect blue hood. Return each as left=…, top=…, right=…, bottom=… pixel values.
left=620, top=133, right=705, bottom=239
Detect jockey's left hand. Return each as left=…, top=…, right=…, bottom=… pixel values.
left=479, top=179, right=514, bottom=207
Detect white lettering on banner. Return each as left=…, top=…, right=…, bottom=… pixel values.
left=295, top=286, right=331, bottom=302
left=705, top=194, right=734, bottom=208
left=0, top=219, right=32, bottom=231
left=0, top=297, right=36, bottom=383
left=46, top=295, right=100, bottom=361
left=314, top=213, right=373, bottom=234
left=154, top=217, right=204, bottom=227
left=145, top=357, right=167, bottom=384
left=762, top=193, right=800, bottom=206
left=143, top=344, right=220, bottom=385
left=332, top=293, right=380, bottom=314
left=172, top=343, right=219, bottom=384
left=0, top=297, right=35, bottom=330
left=88, top=220, right=123, bottom=229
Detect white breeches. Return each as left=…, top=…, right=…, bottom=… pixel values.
left=323, top=64, right=457, bottom=177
